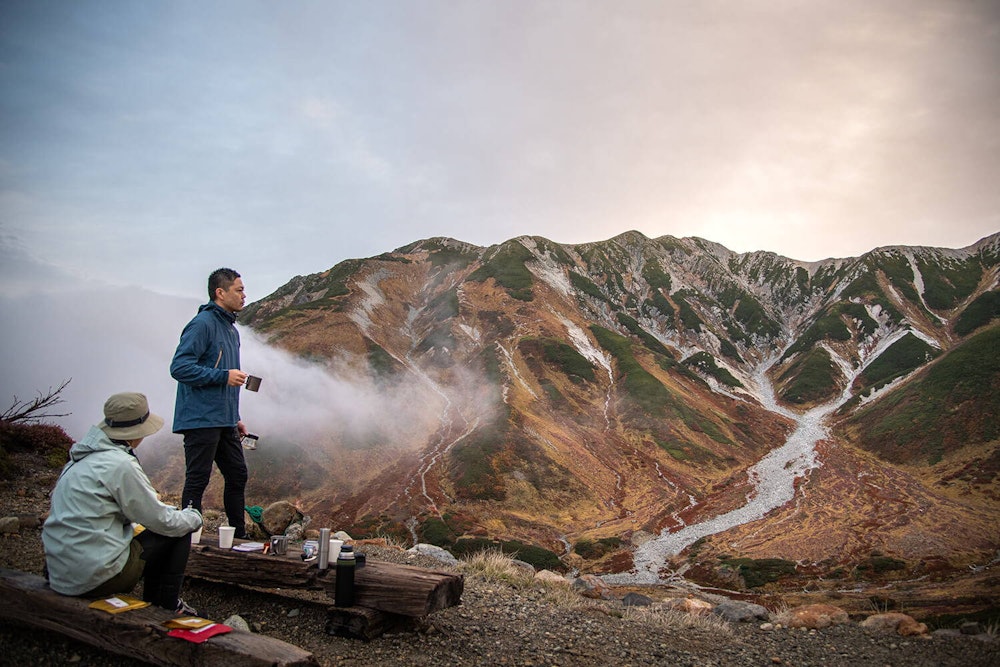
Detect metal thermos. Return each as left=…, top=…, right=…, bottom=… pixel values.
left=334, top=544, right=356, bottom=607
left=318, top=528, right=331, bottom=569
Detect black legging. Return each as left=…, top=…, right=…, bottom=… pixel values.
left=136, top=529, right=192, bottom=610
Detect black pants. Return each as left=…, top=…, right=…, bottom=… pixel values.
left=136, top=530, right=192, bottom=610
left=180, top=426, right=248, bottom=538
left=86, top=530, right=191, bottom=612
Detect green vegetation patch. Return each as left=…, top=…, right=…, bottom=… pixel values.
left=672, top=291, right=704, bottom=332
left=954, top=290, right=1000, bottom=336
left=917, top=256, right=983, bottom=310
left=537, top=338, right=596, bottom=383
left=641, top=259, right=672, bottom=293
left=682, top=352, right=743, bottom=388
left=573, top=537, right=622, bottom=559
left=449, top=419, right=509, bottom=501
left=719, top=557, right=797, bottom=589
left=778, top=347, right=840, bottom=404
left=569, top=271, right=611, bottom=304
left=785, top=313, right=850, bottom=357
left=467, top=241, right=535, bottom=301
left=849, top=326, right=1000, bottom=465
left=452, top=537, right=563, bottom=571
left=856, top=333, right=940, bottom=393
left=616, top=313, right=675, bottom=359
left=590, top=325, right=674, bottom=415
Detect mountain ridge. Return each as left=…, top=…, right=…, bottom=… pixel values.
left=236, top=229, right=999, bottom=590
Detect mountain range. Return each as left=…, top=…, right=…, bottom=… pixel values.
left=234, top=230, right=999, bottom=586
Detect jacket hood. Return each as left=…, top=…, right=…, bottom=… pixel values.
left=69, top=425, right=130, bottom=462
left=199, top=301, right=237, bottom=324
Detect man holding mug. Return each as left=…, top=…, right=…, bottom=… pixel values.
left=170, top=267, right=251, bottom=538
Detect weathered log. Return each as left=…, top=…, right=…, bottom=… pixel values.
left=187, top=541, right=464, bottom=617
left=0, top=568, right=318, bottom=667
left=186, top=543, right=322, bottom=589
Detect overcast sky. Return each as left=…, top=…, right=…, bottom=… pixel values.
left=1, top=1, right=998, bottom=302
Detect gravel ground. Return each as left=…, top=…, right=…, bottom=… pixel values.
left=1, top=455, right=998, bottom=666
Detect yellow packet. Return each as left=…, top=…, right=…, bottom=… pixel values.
left=164, top=616, right=216, bottom=629
left=133, top=523, right=145, bottom=535
left=89, top=595, right=151, bottom=614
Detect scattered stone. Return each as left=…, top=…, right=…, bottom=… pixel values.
left=0, top=517, right=21, bottom=534
left=223, top=614, right=251, bottom=632
left=284, top=523, right=305, bottom=541
left=571, top=574, right=613, bottom=600
left=622, top=592, right=653, bottom=607
left=509, top=559, right=535, bottom=575
left=406, top=543, right=459, bottom=566
left=17, top=514, right=40, bottom=529
left=861, top=612, right=928, bottom=636
left=784, top=603, right=849, bottom=629
left=961, top=621, right=983, bottom=635
left=712, top=599, right=771, bottom=623
left=760, top=622, right=775, bottom=631
left=661, top=596, right=713, bottom=616
left=332, top=530, right=353, bottom=542
left=287, top=608, right=301, bottom=618
left=534, top=569, right=569, bottom=586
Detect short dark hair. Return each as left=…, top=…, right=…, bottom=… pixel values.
left=208, top=268, right=241, bottom=300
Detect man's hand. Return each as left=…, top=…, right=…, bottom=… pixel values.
left=237, top=421, right=248, bottom=438
left=228, top=369, right=249, bottom=387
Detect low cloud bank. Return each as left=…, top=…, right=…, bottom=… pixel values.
left=0, top=286, right=470, bottom=465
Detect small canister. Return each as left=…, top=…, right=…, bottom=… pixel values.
left=269, top=535, right=288, bottom=555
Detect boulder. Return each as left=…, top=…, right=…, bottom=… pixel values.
left=406, top=543, right=459, bottom=566
left=861, top=612, right=928, bottom=636
left=661, top=596, right=714, bottom=616
left=223, top=614, right=251, bottom=632
left=0, top=517, right=21, bottom=534
left=571, top=574, right=613, bottom=600
left=534, top=570, right=570, bottom=586
left=712, top=599, right=771, bottom=623
left=260, top=501, right=302, bottom=536
left=785, top=603, right=849, bottom=629
left=510, top=559, right=535, bottom=576
left=285, top=522, right=305, bottom=541
left=622, top=592, right=653, bottom=607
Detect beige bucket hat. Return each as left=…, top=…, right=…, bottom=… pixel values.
left=98, top=392, right=165, bottom=440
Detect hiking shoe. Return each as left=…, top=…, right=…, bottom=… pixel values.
left=175, top=598, right=199, bottom=616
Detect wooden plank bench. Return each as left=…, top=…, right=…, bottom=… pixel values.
left=186, top=539, right=464, bottom=639
left=0, top=567, right=319, bottom=667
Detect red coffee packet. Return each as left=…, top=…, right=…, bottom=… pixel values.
left=166, top=623, right=232, bottom=643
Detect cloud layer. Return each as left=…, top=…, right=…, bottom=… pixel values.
left=1, top=1, right=998, bottom=301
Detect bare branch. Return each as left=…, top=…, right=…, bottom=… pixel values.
left=1, top=379, right=73, bottom=423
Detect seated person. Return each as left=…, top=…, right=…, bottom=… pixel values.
left=43, top=392, right=203, bottom=614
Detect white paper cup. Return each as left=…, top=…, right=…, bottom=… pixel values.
left=329, top=539, right=343, bottom=562
left=190, top=527, right=202, bottom=544
left=218, top=526, right=236, bottom=549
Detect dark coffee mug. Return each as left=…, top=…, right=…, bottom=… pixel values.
left=245, top=375, right=262, bottom=391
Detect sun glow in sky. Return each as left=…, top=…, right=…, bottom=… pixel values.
left=1, top=0, right=999, bottom=301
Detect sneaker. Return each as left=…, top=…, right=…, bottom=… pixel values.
left=175, top=598, right=199, bottom=617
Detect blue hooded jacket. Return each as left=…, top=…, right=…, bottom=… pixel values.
left=170, top=302, right=242, bottom=431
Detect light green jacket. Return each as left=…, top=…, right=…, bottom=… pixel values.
left=42, top=426, right=202, bottom=595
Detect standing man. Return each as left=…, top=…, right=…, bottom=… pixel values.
left=171, top=268, right=250, bottom=538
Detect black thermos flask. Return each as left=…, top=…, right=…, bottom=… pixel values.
left=334, top=544, right=356, bottom=607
